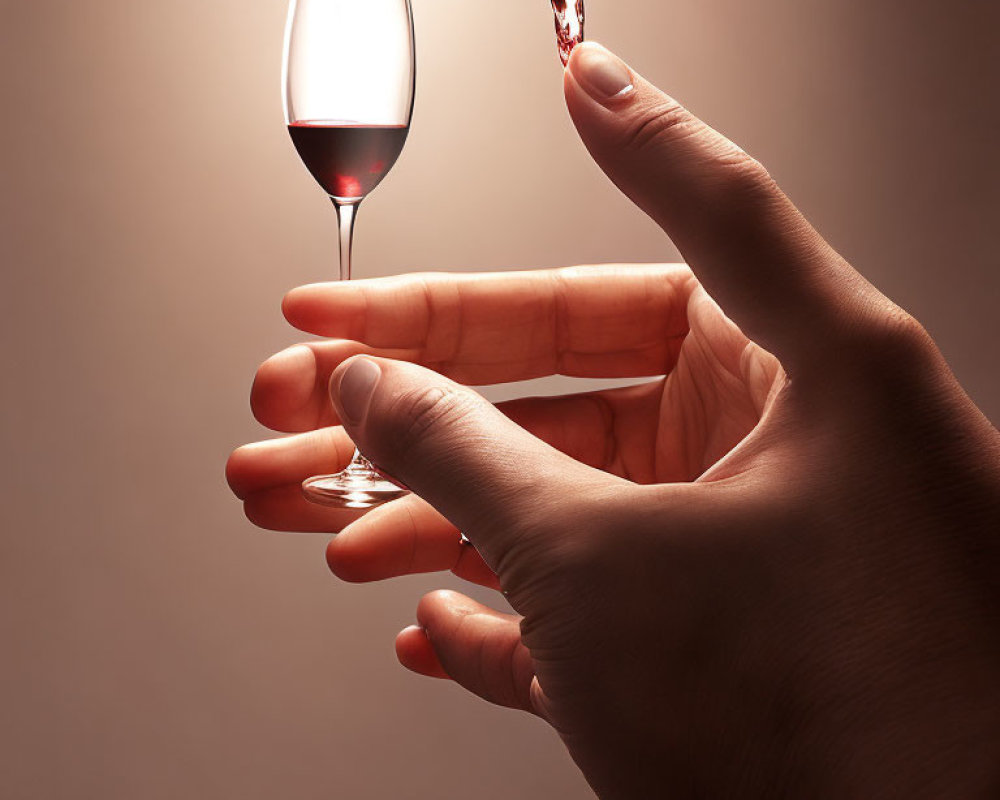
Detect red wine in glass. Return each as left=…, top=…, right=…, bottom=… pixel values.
left=287, top=122, right=409, bottom=201
left=284, top=0, right=415, bottom=510
left=551, top=0, right=585, bottom=65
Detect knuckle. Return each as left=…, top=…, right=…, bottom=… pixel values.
left=618, top=99, right=778, bottom=203
left=712, top=151, right=778, bottom=200
left=383, top=384, right=474, bottom=456
left=852, top=305, right=936, bottom=371
left=619, top=100, right=695, bottom=154
left=875, top=307, right=931, bottom=347
left=818, top=302, right=943, bottom=411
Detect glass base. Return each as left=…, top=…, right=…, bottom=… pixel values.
left=302, top=451, right=409, bottom=510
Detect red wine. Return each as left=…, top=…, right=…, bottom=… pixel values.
left=287, top=121, right=409, bottom=200
left=551, top=0, right=585, bottom=66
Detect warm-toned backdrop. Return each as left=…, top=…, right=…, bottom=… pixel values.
left=2, top=1, right=997, bottom=798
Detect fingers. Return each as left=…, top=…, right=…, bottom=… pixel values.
left=395, top=626, right=448, bottom=679
left=243, top=379, right=663, bottom=476
left=251, top=339, right=418, bottom=432
left=226, top=427, right=354, bottom=499
left=330, top=356, right=623, bottom=576
left=659, top=285, right=785, bottom=481
left=564, top=43, right=876, bottom=370
left=240, top=484, right=364, bottom=533
left=230, top=426, right=502, bottom=583
left=232, top=375, right=662, bottom=583
left=225, top=427, right=364, bottom=532
left=397, top=591, right=538, bottom=714
left=327, top=497, right=500, bottom=589
left=499, top=382, right=663, bottom=482
left=253, top=344, right=664, bottom=477
left=280, top=264, right=694, bottom=382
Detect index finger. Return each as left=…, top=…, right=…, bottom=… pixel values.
left=282, top=264, right=695, bottom=381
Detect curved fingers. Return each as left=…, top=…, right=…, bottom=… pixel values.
left=239, top=379, right=664, bottom=488
left=227, top=426, right=500, bottom=583
left=254, top=336, right=668, bottom=451
left=329, top=497, right=500, bottom=589
left=399, top=591, right=538, bottom=714
left=226, top=426, right=354, bottom=500
left=395, top=626, right=448, bottom=679
left=500, top=382, right=664, bottom=482
left=228, top=381, right=665, bottom=580
left=251, top=340, right=419, bottom=433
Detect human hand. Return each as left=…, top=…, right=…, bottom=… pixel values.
left=227, top=43, right=1000, bottom=798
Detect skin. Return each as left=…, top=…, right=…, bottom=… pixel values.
left=227, top=43, right=1000, bottom=798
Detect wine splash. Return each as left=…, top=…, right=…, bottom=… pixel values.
left=551, top=0, right=585, bottom=66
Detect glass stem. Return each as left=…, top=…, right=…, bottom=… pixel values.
left=345, top=448, right=381, bottom=481
left=332, top=198, right=359, bottom=282
left=333, top=198, right=373, bottom=480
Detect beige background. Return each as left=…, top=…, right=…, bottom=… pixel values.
left=1, top=1, right=997, bottom=798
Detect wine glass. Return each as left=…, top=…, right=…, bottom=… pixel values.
left=283, top=0, right=414, bottom=509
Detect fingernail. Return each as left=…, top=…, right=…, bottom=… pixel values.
left=570, top=42, right=634, bottom=103
left=334, top=357, right=381, bottom=426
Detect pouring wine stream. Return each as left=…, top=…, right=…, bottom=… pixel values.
left=551, top=0, right=585, bottom=65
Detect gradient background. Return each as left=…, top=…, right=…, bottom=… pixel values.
left=2, top=1, right=997, bottom=797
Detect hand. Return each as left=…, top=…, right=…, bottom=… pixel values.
left=227, top=43, right=1000, bottom=798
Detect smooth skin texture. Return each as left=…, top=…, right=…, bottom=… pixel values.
left=227, top=43, right=1000, bottom=798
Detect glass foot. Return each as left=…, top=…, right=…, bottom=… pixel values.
left=302, top=451, right=409, bottom=510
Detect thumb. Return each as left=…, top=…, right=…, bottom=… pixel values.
left=564, top=42, right=874, bottom=370
left=329, top=355, right=618, bottom=575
